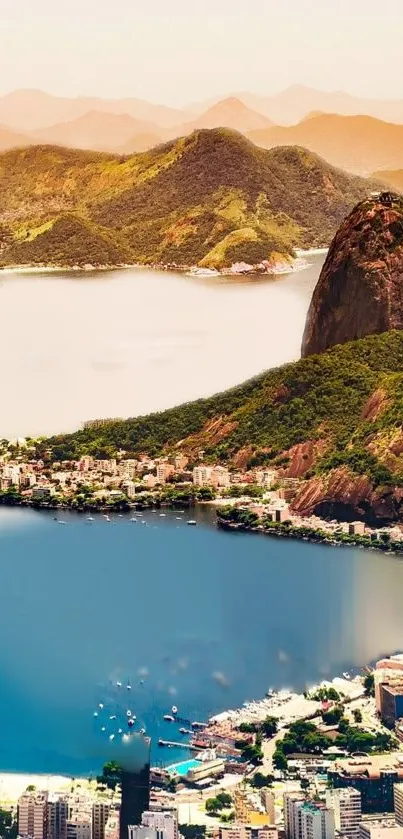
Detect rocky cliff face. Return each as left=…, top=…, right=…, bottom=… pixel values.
left=291, top=467, right=403, bottom=525
left=302, top=193, right=403, bottom=357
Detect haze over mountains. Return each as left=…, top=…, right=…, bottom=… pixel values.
left=3, top=87, right=403, bottom=176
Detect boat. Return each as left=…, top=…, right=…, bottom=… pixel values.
left=104, top=515, right=111, bottom=522
left=116, top=680, right=122, bottom=687
left=163, top=714, right=175, bottom=722
left=179, top=727, right=191, bottom=734
left=176, top=517, right=183, bottom=520
left=159, top=513, right=166, bottom=517
left=109, top=714, right=117, bottom=720
left=187, top=520, right=197, bottom=526
left=87, top=516, right=94, bottom=522
left=172, top=705, right=178, bottom=714
left=130, top=517, right=137, bottom=522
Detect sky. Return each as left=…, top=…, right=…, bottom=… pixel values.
left=1, top=0, right=403, bottom=105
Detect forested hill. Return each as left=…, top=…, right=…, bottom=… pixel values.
left=0, top=129, right=378, bottom=269
left=43, top=330, right=403, bottom=484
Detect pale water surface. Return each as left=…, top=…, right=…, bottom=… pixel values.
left=0, top=256, right=324, bottom=436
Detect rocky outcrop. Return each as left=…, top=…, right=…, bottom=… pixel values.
left=302, top=193, right=403, bottom=357
left=291, top=467, right=403, bottom=524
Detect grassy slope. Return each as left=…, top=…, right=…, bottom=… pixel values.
left=0, top=130, right=376, bottom=268
left=44, top=331, right=403, bottom=488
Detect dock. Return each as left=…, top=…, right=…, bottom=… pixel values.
left=158, top=738, right=200, bottom=750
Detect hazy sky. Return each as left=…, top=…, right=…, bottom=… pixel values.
left=1, top=0, right=403, bottom=105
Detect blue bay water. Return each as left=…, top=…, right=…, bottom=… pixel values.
left=0, top=506, right=403, bottom=775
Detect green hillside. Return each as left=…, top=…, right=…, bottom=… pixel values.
left=43, top=330, right=403, bottom=491
left=0, top=130, right=378, bottom=269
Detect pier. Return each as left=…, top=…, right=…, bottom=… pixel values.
left=158, top=738, right=201, bottom=750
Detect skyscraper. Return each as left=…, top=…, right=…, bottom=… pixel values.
left=119, top=763, right=150, bottom=839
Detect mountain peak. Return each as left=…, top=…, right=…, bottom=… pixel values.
left=302, top=191, right=403, bottom=357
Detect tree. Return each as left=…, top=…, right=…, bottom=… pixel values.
left=363, top=672, right=375, bottom=697
left=300, top=778, right=310, bottom=791
left=0, top=808, right=17, bottom=839
left=167, top=777, right=177, bottom=793
left=250, top=772, right=274, bottom=788
left=261, top=716, right=278, bottom=738
left=352, top=709, right=362, bottom=723
left=96, top=761, right=121, bottom=790
left=273, top=747, right=288, bottom=771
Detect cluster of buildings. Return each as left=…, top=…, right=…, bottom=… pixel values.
left=284, top=786, right=403, bottom=839
left=0, top=441, right=281, bottom=505
left=374, top=656, right=403, bottom=731
left=17, top=788, right=119, bottom=839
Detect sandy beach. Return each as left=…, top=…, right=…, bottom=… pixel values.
left=0, top=773, right=85, bottom=806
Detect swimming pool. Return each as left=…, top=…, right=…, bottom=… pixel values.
left=167, top=758, right=202, bottom=776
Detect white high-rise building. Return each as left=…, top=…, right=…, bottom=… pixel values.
left=300, top=803, right=334, bottom=839
left=326, top=788, right=361, bottom=839
left=284, top=796, right=334, bottom=839
left=18, top=790, right=49, bottom=839
left=192, top=466, right=212, bottom=486
left=284, top=793, right=305, bottom=839
left=141, top=811, right=178, bottom=839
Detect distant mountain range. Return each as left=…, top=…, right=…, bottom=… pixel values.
left=3, top=88, right=403, bottom=175
left=186, top=85, right=403, bottom=125
left=0, top=129, right=378, bottom=270
left=248, top=114, right=403, bottom=175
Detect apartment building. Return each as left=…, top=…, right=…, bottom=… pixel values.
left=92, top=802, right=111, bottom=839
left=47, top=795, right=68, bottom=839
left=141, top=811, right=178, bottom=839
left=18, top=790, right=49, bottom=839
left=326, top=788, right=361, bottom=839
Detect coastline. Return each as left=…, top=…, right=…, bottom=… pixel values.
left=0, top=253, right=315, bottom=278
left=217, top=516, right=403, bottom=555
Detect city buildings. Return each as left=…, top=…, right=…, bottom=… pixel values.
left=284, top=796, right=334, bottom=839
left=92, top=802, right=111, bottom=839
left=379, top=684, right=403, bottom=728
left=328, top=756, right=403, bottom=813
left=394, top=783, right=403, bottom=826
left=374, top=656, right=403, bottom=713
left=216, top=828, right=278, bottom=839
left=18, top=790, right=49, bottom=839
left=326, top=788, right=362, bottom=839
left=358, top=821, right=403, bottom=839
left=300, top=802, right=335, bottom=839
left=48, top=794, right=68, bottom=839
left=141, top=810, right=178, bottom=839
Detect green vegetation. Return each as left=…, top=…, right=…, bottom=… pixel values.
left=0, top=808, right=17, bottom=839
left=364, top=672, right=375, bottom=696
left=205, top=792, right=233, bottom=814
left=96, top=761, right=121, bottom=790
left=248, top=772, right=275, bottom=788
left=41, top=332, right=403, bottom=517
left=309, top=687, right=341, bottom=702
left=0, top=131, right=376, bottom=269
left=352, top=709, right=363, bottom=723
left=321, top=706, right=344, bottom=725
left=238, top=716, right=278, bottom=737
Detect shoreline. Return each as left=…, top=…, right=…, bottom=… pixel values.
left=0, top=253, right=318, bottom=278
left=217, top=517, right=403, bottom=555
